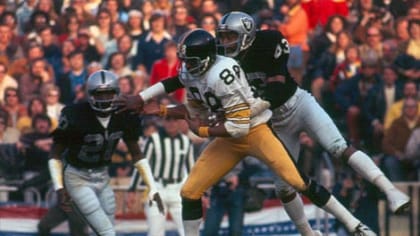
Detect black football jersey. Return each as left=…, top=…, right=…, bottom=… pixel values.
left=238, top=30, right=298, bottom=108
left=52, top=102, right=142, bottom=168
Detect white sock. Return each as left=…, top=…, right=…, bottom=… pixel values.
left=282, top=194, right=314, bottom=236
left=183, top=218, right=201, bottom=236
left=322, top=196, right=360, bottom=232
left=347, top=151, right=394, bottom=193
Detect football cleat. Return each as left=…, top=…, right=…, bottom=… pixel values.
left=352, top=223, right=377, bottom=236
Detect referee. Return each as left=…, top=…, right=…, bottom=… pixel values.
left=130, top=114, right=195, bottom=236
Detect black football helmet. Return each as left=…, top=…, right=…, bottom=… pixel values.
left=177, top=29, right=216, bottom=76
left=86, top=70, right=120, bottom=113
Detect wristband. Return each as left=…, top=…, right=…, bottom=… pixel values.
left=134, top=159, right=157, bottom=193
left=48, top=159, right=64, bottom=191
left=198, top=126, right=210, bottom=137
left=159, top=105, right=168, bottom=117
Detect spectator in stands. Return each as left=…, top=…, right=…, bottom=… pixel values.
left=19, top=58, right=54, bottom=104
left=393, top=17, right=410, bottom=46
left=77, top=30, right=101, bottom=63
left=330, top=45, right=362, bottom=93
left=382, top=97, right=420, bottom=181
left=277, top=0, right=309, bottom=85
left=127, top=9, right=144, bottom=43
left=301, top=0, right=348, bottom=32
left=108, top=51, right=132, bottom=77
left=404, top=127, right=420, bottom=179
left=118, top=75, right=134, bottom=95
left=200, top=0, right=222, bottom=21
left=86, top=60, right=102, bottom=75
left=19, top=114, right=53, bottom=203
left=103, top=0, right=128, bottom=23
left=1, top=87, right=26, bottom=127
left=0, top=109, right=20, bottom=143
left=394, top=19, right=420, bottom=81
left=131, top=69, right=148, bottom=94
left=200, top=14, right=217, bottom=36
left=16, top=97, right=57, bottom=134
left=0, top=61, right=17, bottom=104
left=149, top=40, right=184, bottom=103
left=9, top=42, right=47, bottom=80
left=140, top=0, right=155, bottom=31
left=333, top=171, right=381, bottom=235
left=36, top=0, right=59, bottom=29
left=363, top=66, right=403, bottom=153
left=89, top=8, right=112, bottom=56
left=65, top=0, right=95, bottom=26
left=101, top=21, right=127, bottom=66
left=169, top=5, right=190, bottom=41
left=16, top=0, right=37, bottom=36
left=352, top=0, right=393, bottom=44
left=358, top=26, right=384, bottom=65
left=39, top=26, right=61, bottom=77
left=153, top=0, right=172, bottom=16
left=308, top=15, right=347, bottom=64
left=384, top=81, right=420, bottom=130
left=24, top=10, right=51, bottom=39
left=43, top=85, right=64, bottom=123
left=117, top=34, right=136, bottom=67
left=59, top=14, right=81, bottom=44
left=335, top=59, right=381, bottom=146
left=311, top=30, right=354, bottom=103
left=133, top=11, right=171, bottom=72
left=58, top=39, right=76, bottom=75
left=57, top=50, right=88, bottom=105
left=0, top=23, right=23, bottom=63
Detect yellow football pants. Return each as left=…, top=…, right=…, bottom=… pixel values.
left=181, top=123, right=308, bottom=200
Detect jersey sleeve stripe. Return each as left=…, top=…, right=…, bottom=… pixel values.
left=225, top=108, right=251, bottom=120
left=230, top=120, right=250, bottom=125
left=225, top=103, right=249, bottom=113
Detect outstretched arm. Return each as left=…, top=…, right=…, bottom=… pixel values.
left=114, top=76, right=184, bottom=113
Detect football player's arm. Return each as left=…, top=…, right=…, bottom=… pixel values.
left=126, top=139, right=164, bottom=213
left=48, top=108, right=70, bottom=191
left=115, top=76, right=184, bottom=113
left=48, top=142, right=66, bottom=191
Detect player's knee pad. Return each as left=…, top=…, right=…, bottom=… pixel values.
left=181, top=183, right=202, bottom=200
left=100, top=189, right=116, bottom=217
left=182, top=197, right=202, bottom=220
left=274, top=182, right=296, bottom=199
left=300, top=180, right=331, bottom=207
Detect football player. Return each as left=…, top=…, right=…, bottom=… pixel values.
left=115, top=29, right=376, bottom=236
left=48, top=70, right=164, bottom=236
left=215, top=11, right=410, bottom=235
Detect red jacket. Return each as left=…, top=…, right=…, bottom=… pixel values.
left=302, top=0, right=348, bottom=30
left=149, top=58, right=185, bottom=103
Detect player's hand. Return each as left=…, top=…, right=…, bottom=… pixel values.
left=113, top=94, right=145, bottom=114
left=57, top=189, right=72, bottom=213
left=150, top=192, right=165, bottom=214
left=143, top=101, right=161, bottom=116
left=186, top=116, right=202, bottom=135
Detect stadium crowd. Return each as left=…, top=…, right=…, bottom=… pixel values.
left=0, top=0, right=419, bottom=235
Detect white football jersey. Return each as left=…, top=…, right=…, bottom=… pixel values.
left=179, top=55, right=272, bottom=137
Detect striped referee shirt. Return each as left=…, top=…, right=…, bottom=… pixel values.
left=130, top=129, right=195, bottom=188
